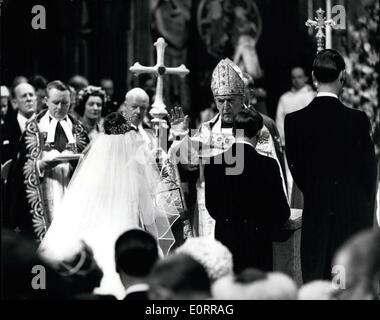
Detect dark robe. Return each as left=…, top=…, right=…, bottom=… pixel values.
left=204, top=142, right=290, bottom=273
left=285, top=96, right=377, bottom=283
left=5, top=110, right=89, bottom=241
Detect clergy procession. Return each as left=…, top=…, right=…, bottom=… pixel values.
left=1, top=0, right=379, bottom=302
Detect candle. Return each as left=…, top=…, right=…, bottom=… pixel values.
left=326, top=0, right=332, bottom=49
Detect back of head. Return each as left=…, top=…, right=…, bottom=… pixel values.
left=212, top=271, right=297, bottom=300
left=298, top=280, right=337, bottom=300
left=2, top=229, right=71, bottom=299
left=333, top=228, right=380, bottom=295
left=55, top=240, right=104, bottom=295
left=103, top=112, right=131, bottom=135
left=68, top=75, right=89, bottom=92
left=175, top=237, right=234, bottom=281
left=312, top=49, right=345, bottom=83
left=115, top=229, right=159, bottom=277
left=31, top=75, right=48, bottom=91
left=148, top=253, right=211, bottom=300
left=233, top=108, right=263, bottom=139
left=2, top=229, right=40, bottom=299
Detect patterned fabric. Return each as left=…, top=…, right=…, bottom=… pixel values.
left=22, top=111, right=89, bottom=240
left=211, top=58, right=245, bottom=97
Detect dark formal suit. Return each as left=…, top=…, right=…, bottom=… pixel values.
left=204, top=142, right=290, bottom=273
left=1, top=111, right=22, bottom=164
left=285, top=95, right=377, bottom=283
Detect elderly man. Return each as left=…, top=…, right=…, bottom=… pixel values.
left=6, top=80, right=89, bottom=240
left=121, top=88, right=154, bottom=147
left=1, top=83, right=37, bottom=164
left=170, top=58, right=284, bottom=237
left=121, top=87, right=186, bottom=247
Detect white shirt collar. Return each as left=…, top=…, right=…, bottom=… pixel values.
left=316, top=92, right=338, bottom=99
left=125, top=283, right=149, bottom=296
left=17, top=112, right=31, bottom=133
left=41, top=111, right=75, bottom=144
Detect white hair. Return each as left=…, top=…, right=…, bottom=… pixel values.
left=125, top=88, right=149, bottom=104
left=212, top=272, right=298, bottom=300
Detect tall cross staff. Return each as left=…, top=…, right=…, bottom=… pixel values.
left=306, top=8, right=335, bottom=53
left=130, top=37, right=189, bottom=134
left=130, top=37, right=189, bottom=231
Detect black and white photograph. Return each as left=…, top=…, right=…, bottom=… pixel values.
left=0, top=0, right=379, bottom=308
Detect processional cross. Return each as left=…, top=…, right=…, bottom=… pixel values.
left=130, top=37, right=190, bottom=234
left=130, top=37, right=189, bottom=151
left=305, top=8, right=335, bottom=53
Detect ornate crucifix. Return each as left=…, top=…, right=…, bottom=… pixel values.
left=130, top=36, right=189, bottom=157
left=305, top=8, right=335, bottom=53
left=130, top=37, right=189, bottom=237
left=130, top=37, right=189, bottom=129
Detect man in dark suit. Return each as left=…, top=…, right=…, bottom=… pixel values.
left=115, top=229, right=159, bottom=300
left=1, top=83, right=37, bottom=165
left=204, top=109, right=290, bottom=273
left=285, top=49, right=377, bottom=283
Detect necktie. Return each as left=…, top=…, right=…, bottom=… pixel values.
left=54, top=121, right=68, bottom=152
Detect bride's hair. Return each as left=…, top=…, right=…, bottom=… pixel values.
left=104, top=112, right=131, bottom=135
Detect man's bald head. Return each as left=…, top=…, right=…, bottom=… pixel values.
left=124, top=88, right=149, bottom=126
left=13, top=83, right=37, bottom=118
left=125, top=88, right=149, bottom=105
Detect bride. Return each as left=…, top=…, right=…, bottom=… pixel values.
left=39, top=112, right=180, bottom=298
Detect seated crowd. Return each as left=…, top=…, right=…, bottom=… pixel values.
left=2, top=226, right=380, bottom=300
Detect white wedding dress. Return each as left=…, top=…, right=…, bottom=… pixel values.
left=39, top=130, right=180, bottom=299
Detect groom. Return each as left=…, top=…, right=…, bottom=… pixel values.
left=204, top=109, right=290, bottom=272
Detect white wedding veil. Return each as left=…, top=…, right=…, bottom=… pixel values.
left=39, top=129, right=180, bottom=297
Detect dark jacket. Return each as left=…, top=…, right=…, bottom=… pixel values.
left=204, top=142, right=290, bottom=273
left=285, top=96, right=377, bottom=282
left=1, top=111, right=22, bottom=164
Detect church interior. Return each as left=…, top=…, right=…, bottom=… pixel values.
left=1, top=0, right=379, bottom=303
